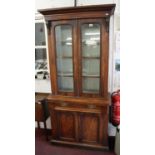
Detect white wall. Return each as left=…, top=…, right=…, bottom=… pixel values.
left=35, top=0, right=74, bottom=11
left=35, top=0, right=114, bottom=11
left=78, top=0, right=114, bottom=6
left=35, top=80, right=51, bottom=92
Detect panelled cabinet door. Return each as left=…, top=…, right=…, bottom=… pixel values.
left=79, top=113, right=100, bottom=144
left=56, top=111, right=76, bottom=142
left=78, top=107, right=109, bottom=146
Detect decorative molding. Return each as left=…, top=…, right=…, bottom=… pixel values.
left=46, top=21, right=51, bottom=34
left=38, top=4, right=116, bottom=16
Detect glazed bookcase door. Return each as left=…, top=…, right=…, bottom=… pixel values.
left=78, top=19, right=108, bottom=97
left=50, top=20, right=78, bottom=95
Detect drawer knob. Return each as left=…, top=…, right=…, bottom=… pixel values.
left=87, top=105, right=96, bottom=109
left=60, top=102, right=68, bottom=106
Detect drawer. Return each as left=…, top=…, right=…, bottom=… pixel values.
left=49, top=101, right=101, bottom=110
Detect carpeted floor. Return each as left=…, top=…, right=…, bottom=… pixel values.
left=35, top=129, right=115, bottom=155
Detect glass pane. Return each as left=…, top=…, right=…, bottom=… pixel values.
left=56, top=42, right=72, bottom=57
left=82, top=23, right=100, bottom=57
left=35, top=49, right=47, bottom=70
left=55, top=25, right=72, bottom=57
left=57, top=58, right=73, bottom=75
left=82, top=59, right=100, bottom=76
left=82, top=77, right=100, bottom=93
left=81, top=23, right=101, bottom=93
left=55, top=25, right=73, bottom=92
left=35, top=23, right=46, bottom=46
left=58, top=77, right=73, bottom=92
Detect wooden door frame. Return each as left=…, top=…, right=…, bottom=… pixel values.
left=49, top=20, right=78, bottom=96
left=77, top=18, right=109, bottom=97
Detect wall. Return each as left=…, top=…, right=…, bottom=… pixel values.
left=35, top=0, right=114, bottom=11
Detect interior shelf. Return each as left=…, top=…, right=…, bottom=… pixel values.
left=82, top=56, right=100, bottom=59
left=59, top=89, right=74, bottom=92
left=82, top=90, right=99, bottom=94
left=57, top=56, right=73, bottom=58
left=58, top=73, right=73, bottom=77
left=82, top=74, right=100, bottom=78
left=56, top=41, right=72, bottom=46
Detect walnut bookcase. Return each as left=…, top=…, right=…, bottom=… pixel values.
left=39, top=4, right=115, bottom=149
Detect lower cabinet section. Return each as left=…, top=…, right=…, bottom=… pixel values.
left=48, top=101, right=109, bottom=149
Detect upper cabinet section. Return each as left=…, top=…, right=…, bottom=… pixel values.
left=39, top=4, right=115, bottom=97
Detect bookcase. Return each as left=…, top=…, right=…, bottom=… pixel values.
left=39, top=4, right=115, bottom=149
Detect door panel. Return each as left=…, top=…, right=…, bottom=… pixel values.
left=57, top=111, right=76, bottom=141
left=79, top=113, right=100, bottom=144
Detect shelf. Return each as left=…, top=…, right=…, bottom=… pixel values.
left=57, top=56, right=73, bottom=59
left=82, top=42, right=100, bottom=46
left=82, top=74, right=100, bottom=78
left=56, top=41, right=72, bottom=46
left=82, top=56, right=100, bottom=59
left=58, top=89, right=73, bottom=92
left=58, top=73, right=73, bottom=77
left=82, top=90, right=99, bottom=94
